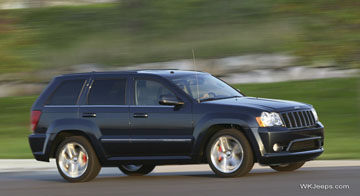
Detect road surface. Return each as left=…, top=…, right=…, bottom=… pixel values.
left=0, top=160, right=359, bottom=196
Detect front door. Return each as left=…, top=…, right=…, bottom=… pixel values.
left=129, top=77, right=193, bottom=156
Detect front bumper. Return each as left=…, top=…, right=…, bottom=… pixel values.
left=251, top=122, right=324, bottom=165
left=260, top=148, right=323, bottom=164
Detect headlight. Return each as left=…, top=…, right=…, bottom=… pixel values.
left=256, top=112, right=283, bottom=127
left=311, top=108, right=319, bottom=121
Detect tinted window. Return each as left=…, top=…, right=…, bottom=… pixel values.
left=88, top=79, right=126, bottom=105
left=47, top=80, right=85, bottom=105
left=169, top=74, right=242, bottom=101
left=135, top=80, right=176, bottom=105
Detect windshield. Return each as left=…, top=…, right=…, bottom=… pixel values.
left=169, top=74, right=243, bottom=102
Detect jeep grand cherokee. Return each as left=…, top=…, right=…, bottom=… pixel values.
left=28, top=70, right=324, bottom=182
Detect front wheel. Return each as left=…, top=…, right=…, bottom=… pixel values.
left=118, top=164, right=156, bottom=176
left=270, top=161, right=306, bottom=172
left=206, top=129, right=254, bottom=177
left=56, top=136, right=101, bottom=182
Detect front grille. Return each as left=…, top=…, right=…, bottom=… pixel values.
left=281, top=110, right=316, bottom=129
left=288, top=139, right=320, bottom=152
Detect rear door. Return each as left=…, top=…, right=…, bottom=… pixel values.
left=79, top=76, right=131, bottom=157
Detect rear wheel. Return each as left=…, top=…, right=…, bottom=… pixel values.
left=56, top=136, right=101, bottom=182
left=119, top=164, right=156, bottom=176
left=206, top=129, right=254, bottom=177
left=270, top=161, right=306, bottom=172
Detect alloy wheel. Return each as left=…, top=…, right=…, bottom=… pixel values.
left=58, top=142, right=89, bottom=178
left=210, top=135, right=244, bottom=173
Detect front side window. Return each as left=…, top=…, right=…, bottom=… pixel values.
left=47, top=79, right=85, bottom=105
left=88, top=79, right=126, bottom=105
left=135, top=79, right=176, bottom=105
left=169, top=74, right=242, bottom=102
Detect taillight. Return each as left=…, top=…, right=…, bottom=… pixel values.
left=31, top=110, right=42, bottom=133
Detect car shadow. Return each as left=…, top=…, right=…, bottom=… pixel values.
left=20, top=166, right=352, bottom=183
left=87, top=168, right=321, bottom=183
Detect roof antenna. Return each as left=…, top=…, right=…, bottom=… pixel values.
left=192, top=49, right=200, bottom=103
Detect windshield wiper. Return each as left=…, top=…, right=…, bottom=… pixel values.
left=200, top=96, right=242, bottom=102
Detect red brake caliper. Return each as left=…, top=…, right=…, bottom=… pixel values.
left=82, top=154, right=87, bottom=163
left=218, top=146, right=223, bottom=161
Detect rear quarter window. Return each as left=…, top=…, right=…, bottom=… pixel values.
left=46, top=79, right=85, bottom=105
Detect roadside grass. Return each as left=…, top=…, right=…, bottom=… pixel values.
left=0, top=96, right=37, bottom=158
left=0, top=77, right=359, bottom=159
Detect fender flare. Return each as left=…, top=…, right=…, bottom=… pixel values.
left=192, top=113, right=262, bottom=161
left=43, top=118, right=107, bottom=162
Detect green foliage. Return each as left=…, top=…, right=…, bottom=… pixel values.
left=0, top=0, right=359, bottom=74
left=0, top=96, right=37, bottom=158
left=0, top=77, right=359, bottom=159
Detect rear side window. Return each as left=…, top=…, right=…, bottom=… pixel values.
left=87, top=79, right=126, bottom=105
left=47, top=80, right=85, bottom=105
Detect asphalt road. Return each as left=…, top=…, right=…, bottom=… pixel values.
left=0, top=163, right=359, bottom=196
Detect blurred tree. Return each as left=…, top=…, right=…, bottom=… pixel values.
left=0, top=0, right=359, bottom=74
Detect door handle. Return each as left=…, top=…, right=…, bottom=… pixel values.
left=133, top=113, right=148, bottom=118
left=82, top=113, right=97, bottom=118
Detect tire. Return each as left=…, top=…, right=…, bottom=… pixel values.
left=206, top=129, right=254, bottom=177
left=56, top=136, right=101, bottom=182
left=270, top=161, right=305, bottom=172
left=119, top=164, right=156, bottom=176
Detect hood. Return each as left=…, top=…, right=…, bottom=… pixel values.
left=204, top=97, right=311, bottom=112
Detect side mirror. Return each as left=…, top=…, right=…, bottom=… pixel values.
left=159, top=95, right=184, bottom=106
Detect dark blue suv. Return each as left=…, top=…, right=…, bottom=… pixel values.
left=29, top=70, right=324, bottom=182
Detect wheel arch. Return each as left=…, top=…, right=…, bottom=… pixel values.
left=194, top=123, right=261, bottom=163
left=44, top=118, right=107, bottom=163
left=49, top=130, right=99, bottom=158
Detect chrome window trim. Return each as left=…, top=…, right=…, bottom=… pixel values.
left=129, top=105, right=174, bottom=108
left=79, top=105, right=128, bottom=108
left=44, top=105, right=78, bottom=108
left=46, top=105, right=174, bottom=107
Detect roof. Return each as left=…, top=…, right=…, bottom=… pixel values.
left=59, top=69, right=207, bottom=78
